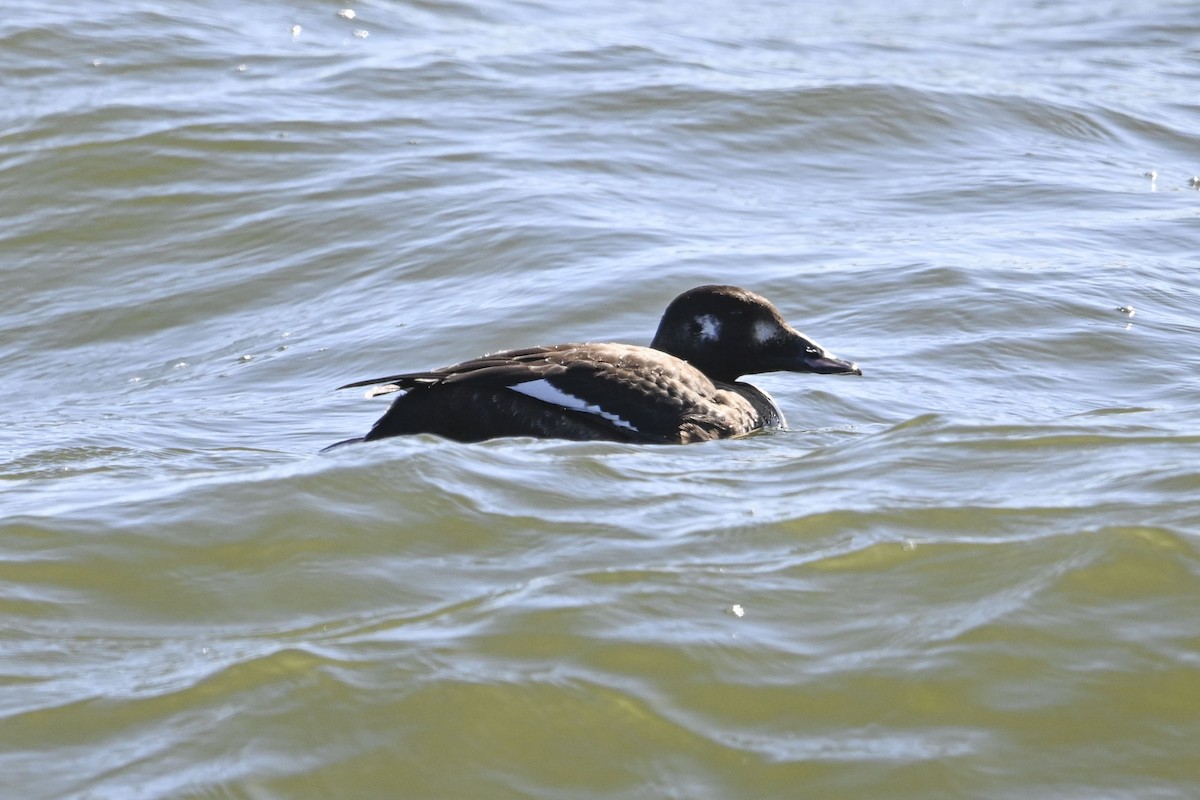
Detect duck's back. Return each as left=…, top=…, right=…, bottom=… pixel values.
left=338, top=342, right=782, bottom=446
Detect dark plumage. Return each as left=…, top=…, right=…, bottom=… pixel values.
left=324, top=285, right=860, bottom=449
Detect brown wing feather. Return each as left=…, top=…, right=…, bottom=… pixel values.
left=336, top=342, right=766, bottom=443
left=337, top=343, right=592, bottom=392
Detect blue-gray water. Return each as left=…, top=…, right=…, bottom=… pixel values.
left=3, top=1, right=1200, bottom=798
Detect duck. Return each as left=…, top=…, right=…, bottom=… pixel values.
left=324, top=284, right=860, bottom=449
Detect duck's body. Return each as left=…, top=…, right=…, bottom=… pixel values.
left=326, top=285, right=860, bottom=449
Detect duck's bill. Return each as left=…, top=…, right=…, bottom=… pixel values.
left=804, top=350, right=862, bottom=375
left=761, top=334, right=863, bottom=376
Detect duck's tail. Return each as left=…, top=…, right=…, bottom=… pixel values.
left=319, top=436, right=365, bottom=453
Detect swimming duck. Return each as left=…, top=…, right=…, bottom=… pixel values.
left=325, top=284, right=860, bottom=448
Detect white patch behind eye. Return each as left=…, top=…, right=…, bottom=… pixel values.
left=753, top=320, right=780, bottom=344
left=510, top=379, right=639, bottom=432
left=696, top=314, right=721, bottom=340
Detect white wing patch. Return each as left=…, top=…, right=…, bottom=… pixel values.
left=510, top=379, right=639, bottom=432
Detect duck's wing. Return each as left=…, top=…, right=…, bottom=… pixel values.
left=337, top=342, right=746, bottom=443
left=335, top=344, right=582, bottom=397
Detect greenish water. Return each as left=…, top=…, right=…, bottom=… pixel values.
left=3, top=1, right=1200, bottom=798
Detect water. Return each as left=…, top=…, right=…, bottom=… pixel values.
left=3, top=1, right=1200, bottom=797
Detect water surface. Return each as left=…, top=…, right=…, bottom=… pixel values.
left=3, top=1, right=1200, bottom=798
